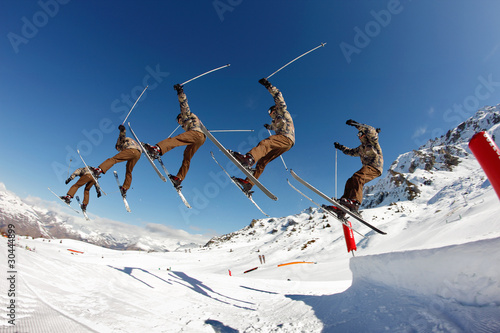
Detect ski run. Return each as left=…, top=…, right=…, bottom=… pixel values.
left=2, top=186, right=500, bottom=332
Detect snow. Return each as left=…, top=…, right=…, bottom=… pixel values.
left=1, top=108, right=500, bottom=332
left=2, top=184, right=500, bottom=332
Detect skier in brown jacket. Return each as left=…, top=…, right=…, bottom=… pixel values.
left=332, top=120, right=383, bottom=215
left=94, top=125, right=142, bottom=198
left=231, top=78, right=295, bottom=194
left=60, top=167, right=101, bottom=212
left=142, top=84, right=206, bottom=188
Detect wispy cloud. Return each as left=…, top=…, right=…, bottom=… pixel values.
left=412, top=126, right=427, bottom=139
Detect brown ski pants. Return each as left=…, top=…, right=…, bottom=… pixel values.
left=246, top=134, right=293, bottom=186
left=341, top=165, right=381, bottom=203
left=156, top=130, right=206, bottom=180
left=99, top=148, right=141, bottom=190
left=67, top=174, right=95, bottom=205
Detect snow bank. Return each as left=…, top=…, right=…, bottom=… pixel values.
left=350, top=237, right=500, bottom=306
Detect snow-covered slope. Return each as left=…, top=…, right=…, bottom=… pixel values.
left=2, top=106, right=500, bottom=332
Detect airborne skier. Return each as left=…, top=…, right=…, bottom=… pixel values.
left=94, top=124, right=141, bottom=198
left=331, top=120, right=383, bottom=215
left=60, top=167, right=102, bottom=212
left=231, top=78, right=295, bottom=193
left=142, top=84, right=206, bottom=188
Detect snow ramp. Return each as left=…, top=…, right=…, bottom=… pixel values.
left=351, top=237, right=500, bottom=307
left=287, top=237, right=500, bottom=332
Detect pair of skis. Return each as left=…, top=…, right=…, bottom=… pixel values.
left=128, top=123, right=192, bottom=209
left=288, top=170, right=387, bottom=235
left=47, top=187, right=89, bottom=220
left=202, top=123, right=276, bottom=216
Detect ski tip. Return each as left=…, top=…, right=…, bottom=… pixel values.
left=321, top=42, right=327, bottom=47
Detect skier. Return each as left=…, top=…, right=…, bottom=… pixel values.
left=231, top=78, right=295, bottom=193
left=94, top=124, right=141, bottom=198
left=60, top=167, right=102, bottom=212
left=142, top=84, right=206, bottom=188
left=329, top=120, right=383, bottom=216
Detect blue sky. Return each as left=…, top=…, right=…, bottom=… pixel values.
left=1, top=0, right=500, bottom=237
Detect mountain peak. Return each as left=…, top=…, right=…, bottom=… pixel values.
left=363, top=105, right=500, bottom=209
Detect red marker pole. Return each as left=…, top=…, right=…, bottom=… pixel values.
left=343, top=221, right=357, bottom=254
left=469, top=131, right=500, bottom=200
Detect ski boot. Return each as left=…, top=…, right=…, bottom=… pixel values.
left=232, top=177, right=253, bottom=195
left=142, top=143, right=161, bottom=159
left=81, top=203, right=87, bottom=212
left=230, top=151, right=255, bottom=168
left=340, top=198, right=362, bottom=217
left=92, top=167, right=103, bottom=178
left=322, top=204, right=347, bottom=220
left=169, top=175, right=182, bottom=189
left=119, top=186, right=128, bottom=198
left=60, top=195, right=72, bottom=204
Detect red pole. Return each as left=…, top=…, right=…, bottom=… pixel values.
left=343, top=221, right=357, bottom=253
left=469, top=131, right=500, bottom=200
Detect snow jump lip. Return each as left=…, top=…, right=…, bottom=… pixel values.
left=277, top=261, right=316, bottom=267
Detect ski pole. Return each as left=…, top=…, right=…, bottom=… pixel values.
left=181, top=64, right=231, bottom=86
left=335, top=148, right=338, bottom=199
left=168, top=125, right=181, bottom=138
left=209, top=129, right=254, bottom=133
left=267, top=43, right=327, bottom=79
left=122, top=85, right=148, bottom=125
left=76, top=149, right=106, bottom=196
left=267, top=129, right=288, bottom=171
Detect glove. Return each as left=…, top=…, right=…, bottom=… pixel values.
left=65, top=178, right=71, bottom=185
left=346, top=119, right=358, bottom=127
left=264, top=124, right=272, bottom=130
left=334, top=142, right=342, bottom=150
left=118, top=124, right=126, bottom=131
left=258, top=78, right=271, bottom=88
left=173, top=84, right=184, bottom=93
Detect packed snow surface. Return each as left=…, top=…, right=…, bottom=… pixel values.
left=2, top=186, right=500, bottom=332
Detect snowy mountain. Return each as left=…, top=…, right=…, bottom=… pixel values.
left=363, top=105, right=500, bottom=208
left=0, top=184, right=207, bottom=251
